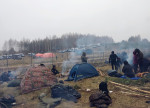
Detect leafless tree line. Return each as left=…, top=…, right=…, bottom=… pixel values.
left=2, top=33, right=114, bottom=54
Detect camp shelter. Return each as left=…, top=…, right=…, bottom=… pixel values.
left=35, top=53, right=55, bottom=58
left=35, top=53, right=43, bottom=58
left=20, top=65, right=57, bottom=93
left=66, top=63, right=99, bottom=81
left=42, top=53, right=55, bottom=58
left=75, top=49, right=93, bottom=55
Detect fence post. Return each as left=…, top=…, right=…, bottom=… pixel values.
left=31, top=53, right=32, bottom=66
left=6, top=54, right=8, bottom=72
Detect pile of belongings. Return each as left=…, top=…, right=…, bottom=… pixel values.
left=0, top=72, right=10, bottom=82
left=38, top=93, right=61, bottom=108
left=7, top=79, right=21, bottom=87
left=51, top=84, right=81, bottom=103
left=137, top=72, right=150, bottom=78
left=107, top=70, right=140, bottom=80
left=107, top=70, right=122, bottom=78
left=20, top=65, right=57, bottom=93
left=89, top=91, right=112, bottom=108
left=0, top=95, right=16, bottom=108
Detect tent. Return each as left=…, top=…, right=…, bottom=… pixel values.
left=20, top=65, right=57, bottom=93
left=66, top=63, right=99, bottom=81
left=42, top=53, right=55, bottom=58
left=35, top=53, right=56, bottom=58
left=75, top=49, right=93, bottom=55
left=35, top=53, right=43, bottom=58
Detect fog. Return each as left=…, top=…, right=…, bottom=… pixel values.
left=0, top=0, right=150, bottom=49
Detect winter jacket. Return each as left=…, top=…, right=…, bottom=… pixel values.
left=122, top=64, right=135, bottom=78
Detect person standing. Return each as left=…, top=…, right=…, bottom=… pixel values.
left=109, top=51, right=118, bottom=70
left=81, top=52, right=87, bottom=63
left=134, top=49, right=144, bottom=72
left=133, top=51, right=138, bottom=73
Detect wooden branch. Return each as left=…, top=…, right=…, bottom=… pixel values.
left=120, top=91, right=150, bottom=98
left=109, top=81, right=150, bottom=94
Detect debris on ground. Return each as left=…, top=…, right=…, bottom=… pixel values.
left=39, top=93, right=61, bottom=108
left=0, top=95, right=16, bottom=108
left=51, top=84, right=81, bottom=103
left=7, top=79, right=21, bottom=87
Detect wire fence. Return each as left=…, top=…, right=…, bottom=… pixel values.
left=0, top=51, right=110, bottom=72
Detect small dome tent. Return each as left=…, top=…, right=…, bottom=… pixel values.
left=66, top=63, right=99, bottom=81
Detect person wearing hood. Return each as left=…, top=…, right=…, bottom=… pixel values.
left=81, top=52, right=87, bottom=63
left=51, top=65, right=59, bottom=75
left=122, top=61, right=135, bottom=78
left=134, top=49, right=144, bottom=72
left=133, top=51, right=138, bottom=73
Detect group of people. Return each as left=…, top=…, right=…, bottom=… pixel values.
left=109, top=49, right=144, bottom=78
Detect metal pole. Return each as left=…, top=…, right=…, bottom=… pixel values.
left=52, top=53, right=53, bottom=65
left=6, top=54, right=8, bottom=71
left=31, top=53, right=32, bottom=66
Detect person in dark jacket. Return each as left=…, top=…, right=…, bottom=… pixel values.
left=122, top=61, right=135, bottom=78
left=116, top=57, right=122, bottom=72
left=89, top=82, right=112, bottom=108
left=133, top=51, right=138, bottom=74
left=81, top=52, right=87, bottom=63
left=51, top=65, right=59, bottom=75
left=109, top=51, right=118, bottom=70
left=134, top=49, right=144, bottom=72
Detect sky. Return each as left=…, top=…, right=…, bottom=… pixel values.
left=0, top=0, right=150, bottom=49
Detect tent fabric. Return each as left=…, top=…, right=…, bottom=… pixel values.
left=66, top=63, right=99, bottom=81
left=20, top=66, right=57, bottom=93
left=35, top=53, right=43, bottom=57
left=35, top=53, right=55, bottom=58
left=42, top=53, right=55, bottom=58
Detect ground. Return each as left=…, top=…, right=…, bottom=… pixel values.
left=1, top=64, right=150, bottom=108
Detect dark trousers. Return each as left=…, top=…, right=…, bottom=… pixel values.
left=139, top=62, right=143, bottom=72
left=133, top=64, right=138, bottom=74
left=111, top=62, right=117, bottom=70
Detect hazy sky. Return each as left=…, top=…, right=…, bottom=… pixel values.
left=0, top=0, right=150, bottom=49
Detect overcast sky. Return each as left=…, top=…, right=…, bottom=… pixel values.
left=0, top=0, right=150, bottom=49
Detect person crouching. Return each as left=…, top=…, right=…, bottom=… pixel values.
left=51, top=65, right=62, bottom=77
left=89, top=82, right=112, bottom=108
left=122, top=61, right=135, bottom=78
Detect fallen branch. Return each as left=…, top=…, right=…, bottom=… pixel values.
left=109, top=81, right=150, bottom=94
left=120, top=91, right=150, bottom=98
left=114, top=85, right=150, bottom=98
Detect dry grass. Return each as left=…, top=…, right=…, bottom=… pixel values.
left=1, top=56, right=150, bottom=108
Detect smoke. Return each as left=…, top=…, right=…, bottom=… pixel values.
left=127, top=50, right=134, bottom=65
left=9, top=67, right=27, bottom=79
left=61, top=52, right=79, bottom=75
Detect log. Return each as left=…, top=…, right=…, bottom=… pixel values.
left=109, top=81, right=150, bottom=94
left=120, top=91, right=150, bottom=98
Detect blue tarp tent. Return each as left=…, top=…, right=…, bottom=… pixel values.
left=75, top=49, right=93, bottom=55
left=66, top=63, right=99, bottom=81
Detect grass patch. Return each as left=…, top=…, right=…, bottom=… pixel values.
left=74, top=84, right=81, bottom=90
left=105, top=76, right=150, bottom=86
